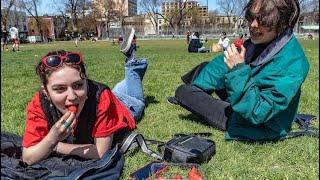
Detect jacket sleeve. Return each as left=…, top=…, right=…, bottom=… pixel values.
left=225, top=58, right=309, bottom=125
left=192, top=55, right=229, bottom=91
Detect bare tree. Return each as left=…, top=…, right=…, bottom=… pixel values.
left=50, top=0, right=69, bottom=36
left=208, top=10, right=219, bottom=34
left=217, top=0, right=237, bottom=33
left=116, top=0, right=129, bottom=34
left=1, top=0, right=16, bottom=29
left=311, top=0, right=319, bottom=11
left=188, top=6, right=200, bottom=32
left=140, top=0, right=163, bottom=35
left=80, top=12, right=100, bottom=36
left=301, top=0, right=319, bottom=12
left=22, top=0, right=44, bottom=41
left=158, top=0, right=188, bottom=34
left=93, top=0, right=118, bottom=38
left=235, top=0, right=249, bottom=16
left=62, top=0, right=80, bottom=31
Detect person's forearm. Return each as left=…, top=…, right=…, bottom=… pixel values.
left=56, top=142, right=107, bottom=159
left=22, top=135, right=58, bottom=165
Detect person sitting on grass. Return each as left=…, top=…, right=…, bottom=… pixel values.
left=188, top=32, right=210, bottom=53
left=21, top=27, right=148, bottom=165
left=167, top=0, right=309, bottom=141
left=218, top=32, right=230, bottom=51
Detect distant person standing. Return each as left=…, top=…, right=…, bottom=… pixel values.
left=186, top=31, right=191, bottom=44
left=118, top=35, right=123, bottom=45
left=1, top=26, right=9, bottom=51
left=218, top=32, right=230, bottom=51
left=73, top=31, right=79, bottom=47
left=9, top=26, right=19, bottom=52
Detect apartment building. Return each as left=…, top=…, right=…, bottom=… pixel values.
left=161, top=0, right=208, bottom=29
left=92, top=0, right=137, bottom=17
left=161, top=0, right=208, bottom=18
left=298, top=11, right=319, bottom=33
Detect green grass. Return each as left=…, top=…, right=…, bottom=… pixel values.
left=1, top=39, right=319, bottom=179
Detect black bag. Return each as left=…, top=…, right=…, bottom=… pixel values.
left=163, top=134, right=215, bottom=164
left=120, top=132, right=216, bottom=164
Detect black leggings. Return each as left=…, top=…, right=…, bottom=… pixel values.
left=174, top=61, right=233, bottom=131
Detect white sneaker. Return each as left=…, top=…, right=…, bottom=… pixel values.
left=120, top=27, right=135, bottom=54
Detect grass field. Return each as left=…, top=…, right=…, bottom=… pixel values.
left=1, top=38, right=319, bottom=179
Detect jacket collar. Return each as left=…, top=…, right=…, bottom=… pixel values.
left=244, top=28, right=294, bottom=66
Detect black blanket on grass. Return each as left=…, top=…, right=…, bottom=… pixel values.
left=1, top=133, right=124, bottom=180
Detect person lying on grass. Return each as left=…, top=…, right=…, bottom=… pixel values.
left=22, top=28, right=147, bottom=165
left=167, top=0, right=309, bottom=141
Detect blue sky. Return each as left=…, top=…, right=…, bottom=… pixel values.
left=198, top=0, right=218, bottom=11
left=38, top=0, right=218, bottom=15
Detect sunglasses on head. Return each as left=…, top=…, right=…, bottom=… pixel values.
left=41, top=52, right=83, bottom=68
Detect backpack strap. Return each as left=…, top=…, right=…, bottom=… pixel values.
left=287, top=114, right=319, bottom=138
left=174, top=132, right=212, bottom=138
left=287, top=130, right=319, bottom=139
left=120, top=132, right=163, bottom=160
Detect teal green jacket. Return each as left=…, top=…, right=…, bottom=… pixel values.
left=192, top=30, right=309, bottom=141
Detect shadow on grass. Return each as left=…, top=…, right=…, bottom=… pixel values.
left=144, top=95, right=159, bottom=108
left=136, top=96, right=159, bottom=124
left=178, top=113, right=214, bottom=128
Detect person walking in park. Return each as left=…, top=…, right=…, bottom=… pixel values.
left=1, top=25, right=9, bottom=51
left=21, top=28, right=149, bottom=165
left=167, top=0, right=309, bottom=141
left=9, top=26, right=19, bottom=52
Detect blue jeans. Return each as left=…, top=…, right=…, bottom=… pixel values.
left=112, top=58, right=148, bottom=121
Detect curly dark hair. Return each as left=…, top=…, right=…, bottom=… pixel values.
left=244, top=0, right=300, bottom=34
left=36, top=50, right=87, bottom=85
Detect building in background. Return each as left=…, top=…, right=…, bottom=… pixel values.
left=127, top=0, right=138, bottom=16
left=297, top=11, right=319, bottom=34
left=161, top=0, right=209, bottom=34
left=26, top=16, right=55, bottom=42
left=92, top=0, right=137, bottom=17
left=92, top=0, right=137, bottom=38
left=161, top=0, right=208, bottom=22
left=1, top=8, right=27, bottom=32
left=212, top=15, right=245, bottom=34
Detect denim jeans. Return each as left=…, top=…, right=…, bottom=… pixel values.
left=112, top=58, right=148, bottom=121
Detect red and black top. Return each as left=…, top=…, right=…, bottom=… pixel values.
left=22, top=80, right=136, bottom=148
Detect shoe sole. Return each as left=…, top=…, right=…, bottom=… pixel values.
left=120, top=28, right=135, bottom=53
left=167, top=97, right=179, bottom=105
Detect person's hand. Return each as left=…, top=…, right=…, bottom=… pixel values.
left=48, top=111, right=77, bottom=144
left=224, top=43, right=246, bottom=69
